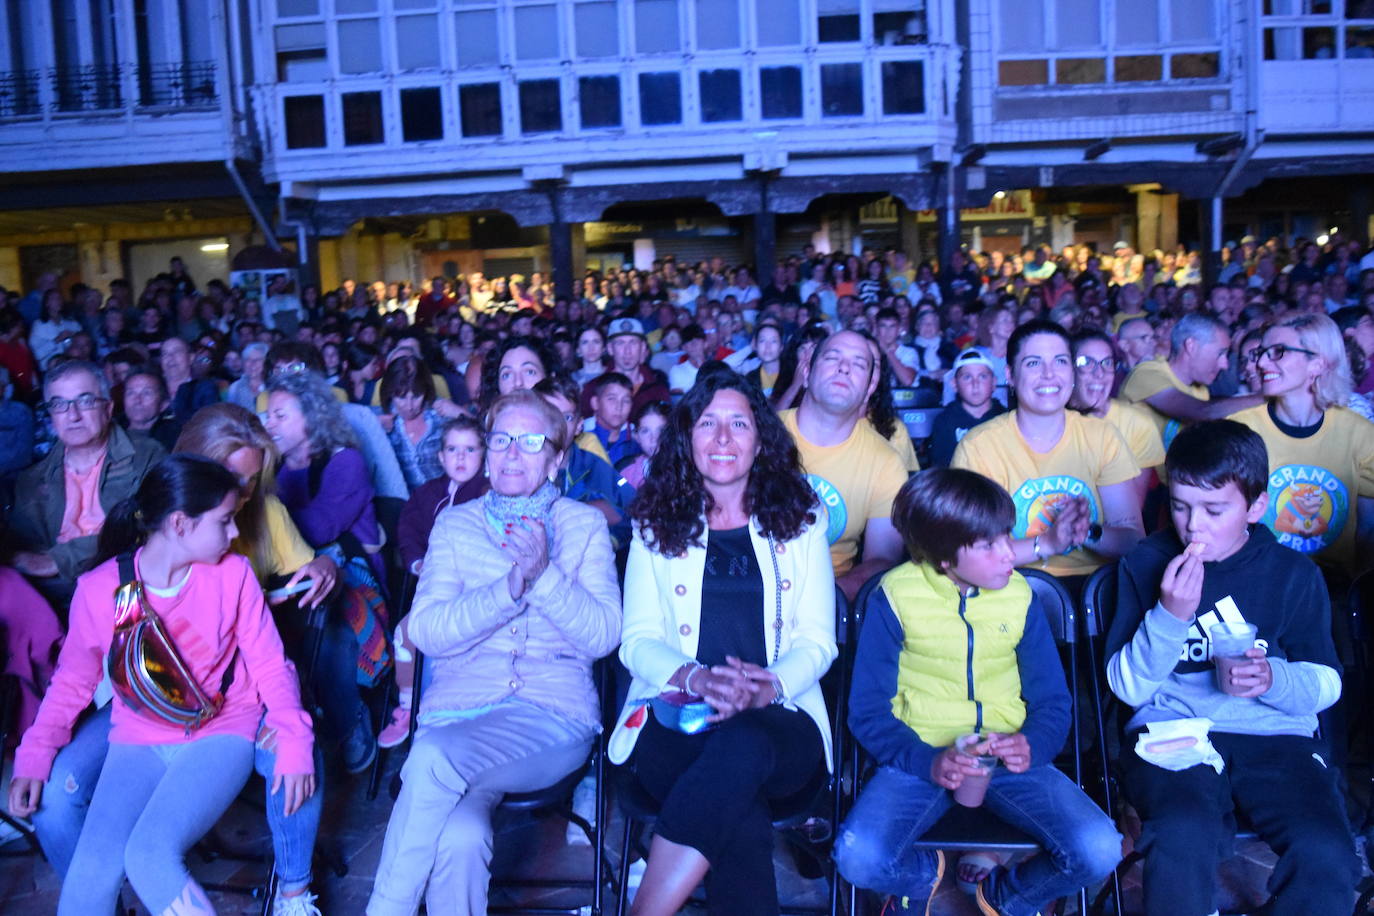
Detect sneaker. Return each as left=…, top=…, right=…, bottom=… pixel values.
left=624, top=857, right=646, bottom=904
left=342, top=708, right=378, bottom=774
left=0, top=815, right=33, bottom=848
left=565, top=772, right=597, bottom=845
left=376, top=705, right=411, bottom=749
left=273, top=890, right=322, bottom=916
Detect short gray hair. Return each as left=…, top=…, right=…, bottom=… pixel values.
left=42, top=359, right=111, bottom=401
left=242, top=342, right=269, bottom=361
left=266, top=370, right=357, bottom=458
left=1169, top=312, right=1227, bottom=359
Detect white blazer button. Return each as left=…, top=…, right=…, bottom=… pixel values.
left=679, top=624, right=692, bottom=636
left=674, top=584, right=687, bottom=596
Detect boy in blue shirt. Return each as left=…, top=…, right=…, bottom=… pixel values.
left=1105, top=420, right=1358, bottom=915
left=836, top=468, right=1120, bottom=915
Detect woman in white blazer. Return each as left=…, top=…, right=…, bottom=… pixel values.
left=608, top=370, right=837, bottom=916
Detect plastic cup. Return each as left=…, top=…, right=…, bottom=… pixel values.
left=1210, top=622, right=1258, bottom=695
left=953, top=734, right=999, bottom=808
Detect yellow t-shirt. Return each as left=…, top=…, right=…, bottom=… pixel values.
left=879, top=419, right=921, bottom=474
left=758, top=368, right=779, bottom=394
left=1229, top=404, right=1374, bottom=574
left=1105, top=400, right=1165, bottom=472
left=233, top=495, right=317, bottom=582
left=781, top=408, right=909, bottom=576
left=1121, top=357, right=1208, bottom=451
left=952, top=411, right=1140, bottom=577
left=1111, top=310, right=1148, bottom=334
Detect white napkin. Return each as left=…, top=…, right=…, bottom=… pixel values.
left=1134, top=717, right=1224, bottom=774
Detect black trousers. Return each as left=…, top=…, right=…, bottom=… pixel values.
left=1121, top=730, right=1358, bottom=916
left=629, top=705, right=824, bottom=916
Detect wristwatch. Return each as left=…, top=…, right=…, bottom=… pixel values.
left=1085, top=523, right=1104, bottom=547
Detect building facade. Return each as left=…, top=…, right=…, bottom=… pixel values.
left=0, top=0, right=1371, bottom=294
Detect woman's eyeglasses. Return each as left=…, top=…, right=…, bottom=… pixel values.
left=1250, top=344, right=1318, bottom=364
left=1073, top=355, right=1116, bottom=374
left=486, top=431, right=548, bottom=454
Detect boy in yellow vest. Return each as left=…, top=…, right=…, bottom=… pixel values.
left=834, top=468, right=1120, bottom=916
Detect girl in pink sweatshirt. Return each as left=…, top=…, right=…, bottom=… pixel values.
left=8, top=454, right=314, bottom=916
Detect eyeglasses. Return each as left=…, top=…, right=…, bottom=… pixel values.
left=486, top=431, right=549, bottom=454
left=44, top=393, right=109, bottom=414
left=1250, top=344, right=1318, bottom=364
left=1074, top=355, right=1116, bottom=374
left=269, top=361, right=310, bottom=380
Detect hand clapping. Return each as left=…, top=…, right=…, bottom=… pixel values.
left=503, top=517, right=549, bottom=599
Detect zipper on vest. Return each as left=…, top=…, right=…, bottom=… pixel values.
left=957, top=589, right=982, bottom=733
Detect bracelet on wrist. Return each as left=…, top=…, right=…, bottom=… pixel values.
left=769, top=676, right=786, bottom=706
left=683, top=663, right=705, bottom=696
left=1032, top=534, right=1045, bottom=562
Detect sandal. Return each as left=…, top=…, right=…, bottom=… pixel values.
left=956, top=851, right=1011, bottom=895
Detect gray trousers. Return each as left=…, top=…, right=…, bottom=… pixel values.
left=367, top=701, right=594, bottom=916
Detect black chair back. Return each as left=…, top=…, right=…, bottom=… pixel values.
left=844, top=565, right=1089, bottom=916
left=1082, top=563, right=1118, bottom=641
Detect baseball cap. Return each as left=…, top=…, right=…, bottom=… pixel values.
left=945, top=348, right=997, bottom=383
left=607, top=317, right=646, bottom=339
left=1240, top=234, right=1257, bottom=245
left=1112, top=240, right=1129, bottom=251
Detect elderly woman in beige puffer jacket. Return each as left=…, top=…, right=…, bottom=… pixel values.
left=367, top=390, right=622, bottom=916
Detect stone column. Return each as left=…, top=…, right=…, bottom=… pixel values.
left=753, top=210, right=776, bottom=277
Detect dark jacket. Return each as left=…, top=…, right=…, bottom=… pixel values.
left=6, top=424, right=165, bottom=585
left=397, top=474, right=488, bottom=572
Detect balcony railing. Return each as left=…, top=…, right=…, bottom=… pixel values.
left=0, top=62, right=219, bottom=118
left=0, top=70, right=40, bottom=118
left=51, top=64, right=123, bottom=112
left=138, top=61, right=218, bottom=108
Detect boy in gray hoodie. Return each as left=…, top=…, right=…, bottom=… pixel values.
left=1104, top=420, right=1357, bottom=916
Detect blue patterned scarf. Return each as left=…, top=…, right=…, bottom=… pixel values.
left=481, top=481, right=560, bottom=540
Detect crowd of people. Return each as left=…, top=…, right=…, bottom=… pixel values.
left=1, top=227, right=1373, bottom=916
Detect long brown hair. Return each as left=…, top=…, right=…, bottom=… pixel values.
left=173, top=403, right=279, bottom=579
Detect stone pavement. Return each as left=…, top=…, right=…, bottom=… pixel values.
left=0, top=744, right=1364, bottom=915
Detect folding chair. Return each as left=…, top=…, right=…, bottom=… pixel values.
left=846, top=566, right=1089, bottom=916
left=613, top=586, right=850, bottom=916
left=0, top=645, right=42, bottom=859
left=388, top=650, right=614, bottom=916
left=1080, top=562, right=1350, bottom=916
left=367, top=569, right=420, bottom=801
left=890, top=386, right=941, bottom=447
left=1079, top=563, right=1123, bottom=915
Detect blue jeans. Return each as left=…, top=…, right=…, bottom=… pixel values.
left=32, top=705, right=322, bottom=894
left=32, top=704, right=112, bottom=878
left=256, top=722, right=326, bottom=895
left=835, top=764, right=1121, bottom=916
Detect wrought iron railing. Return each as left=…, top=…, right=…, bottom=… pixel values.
left=138, top=61, right=217, bottom=108
left=0, top=70, right=40, bottom=118
left=51, top=64, right=123, bottom=112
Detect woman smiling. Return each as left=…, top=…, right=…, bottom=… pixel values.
left=952, top=320, right=1145, bottom=583
left=1070, top=331, right=1165, bottom=506
left=368, top=389, right=620, bottom=916
left=610, top=371, right=836, bottom=916
left=1228, top=313, right=1374, bottom=578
